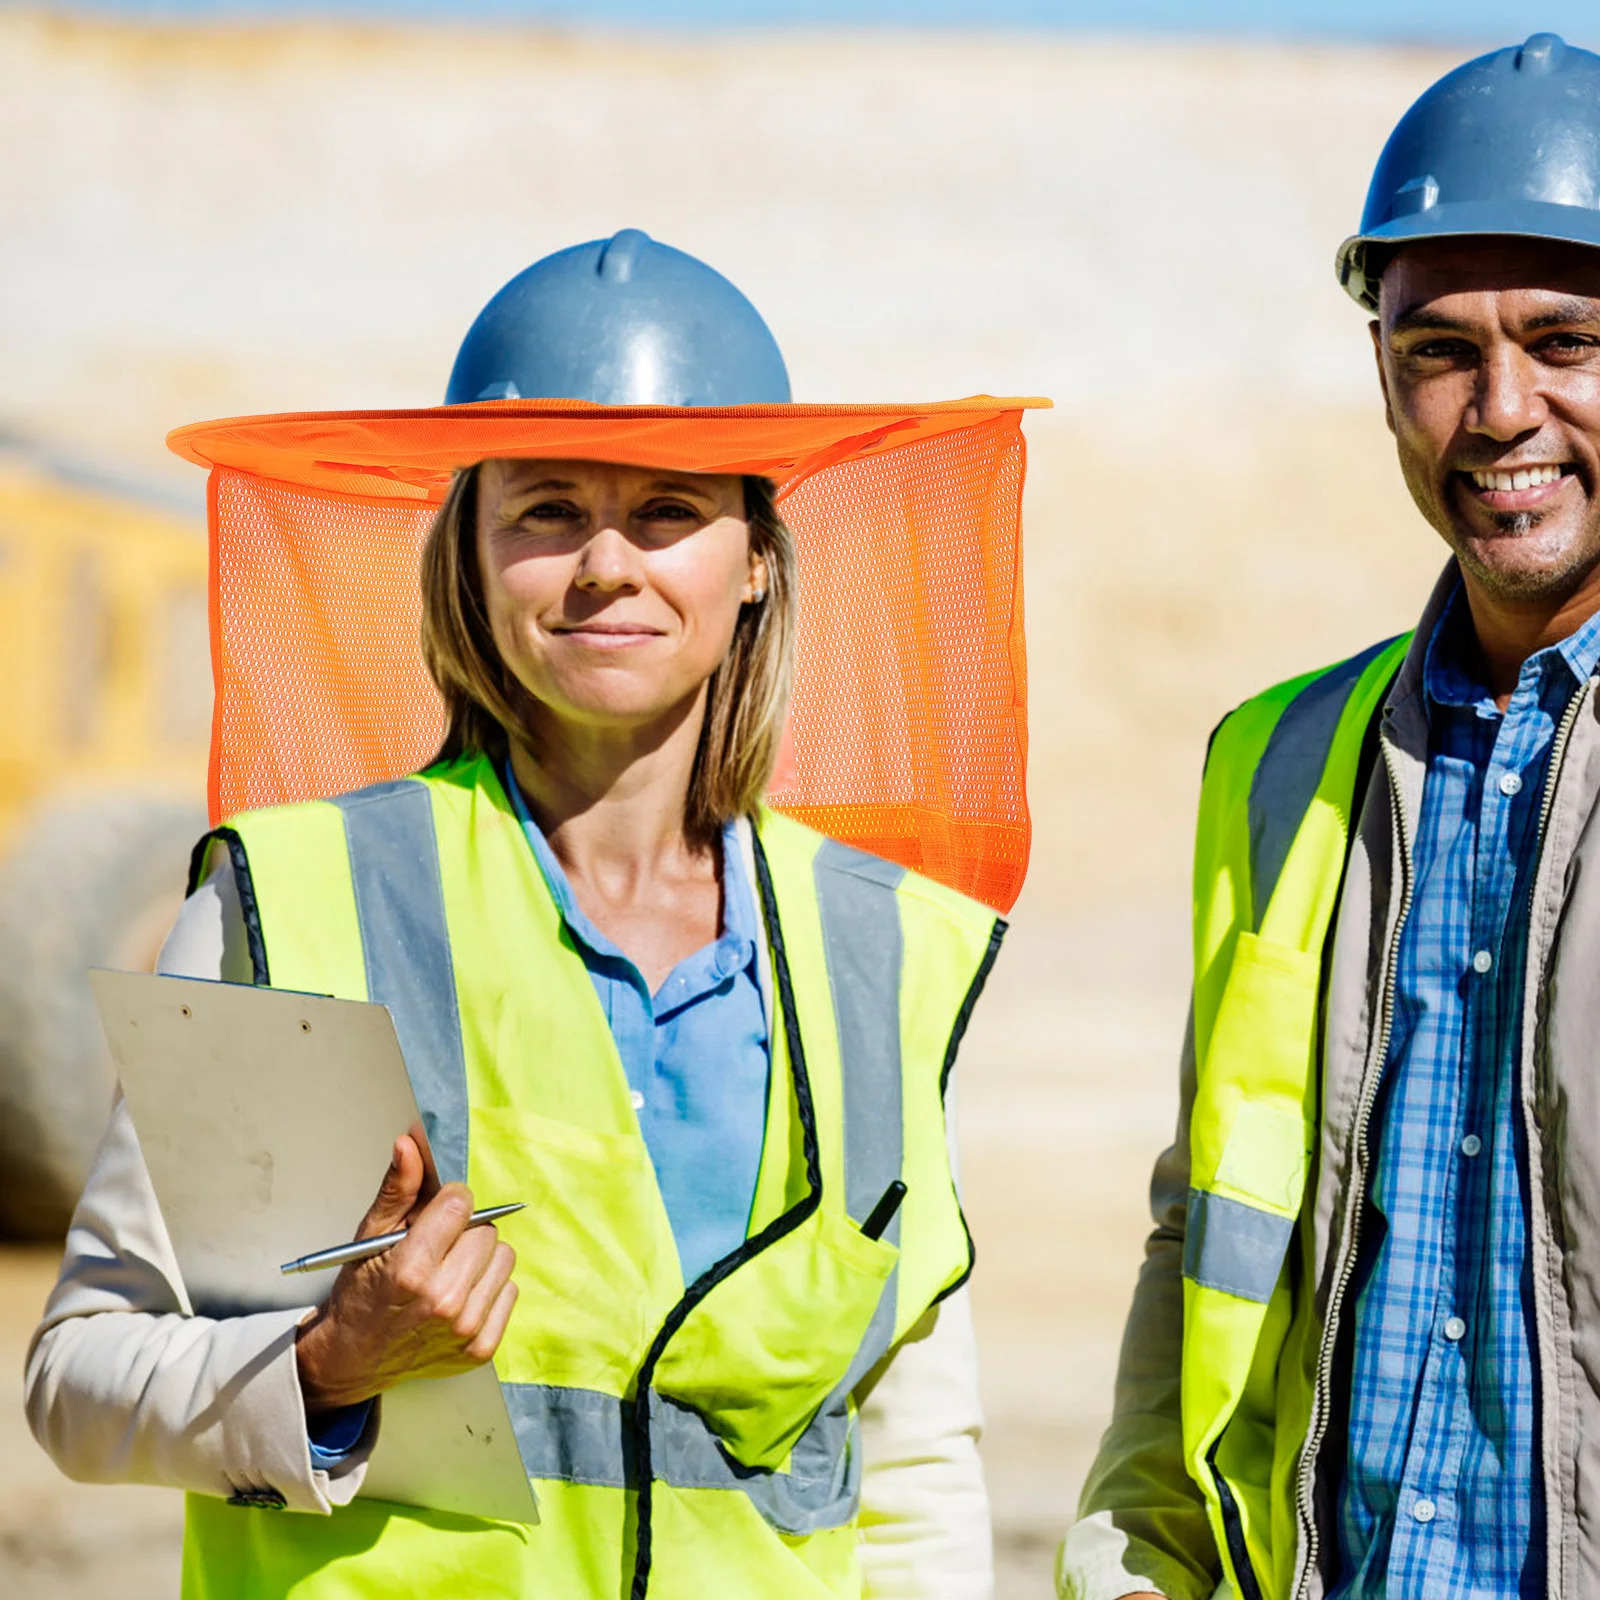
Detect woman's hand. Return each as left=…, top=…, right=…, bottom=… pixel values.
left=294, top=1134, right=518, bottom=1415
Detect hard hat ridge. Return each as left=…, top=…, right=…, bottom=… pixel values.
left=1336, top=33, right=1600, bottom=311
left=444, top=230, right=792, bottom=408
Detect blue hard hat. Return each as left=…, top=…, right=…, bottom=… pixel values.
left=444, top=229, right=791, bottom=406
left=1337, top=33, right=1600, bottom=311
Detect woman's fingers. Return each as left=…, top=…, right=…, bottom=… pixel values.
left=452, top=1240, right=518, bottom=1343
left=385, top=1182, right=476, bottom=1294
left=298, top=1163, right=520, bottom=1406
left=354, top=1134, right=427, bottom=1239
left=464, top=1278, right=520, bottom=1365
left=404, top=1214, right=501, bottom=1325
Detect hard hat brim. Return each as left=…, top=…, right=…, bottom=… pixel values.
left=1338, top=198, right=1600, bottom=312
left=168, top=397, right=1053, bottom=503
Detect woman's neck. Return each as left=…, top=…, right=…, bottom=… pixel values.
left=507, top=700, right=724, bottom=990
left=507, top=698, right=712, bottom=895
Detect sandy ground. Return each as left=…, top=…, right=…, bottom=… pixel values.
left=0, top=14, right=1475, bottom=1597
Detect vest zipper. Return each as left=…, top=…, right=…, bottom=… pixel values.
left=1534, top=680, right=1589, bottom=854
left=1290, top=731, right=1414, bottom=1600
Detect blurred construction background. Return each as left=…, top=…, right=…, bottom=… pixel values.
left=0, top=3, right=1570, bottom=1595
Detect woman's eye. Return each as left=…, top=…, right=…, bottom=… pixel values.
left=522, top=500, right=579, bottom=522
left=638, top=501, right=699, bottom=524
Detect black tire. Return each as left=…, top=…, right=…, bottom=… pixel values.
left=0, top=795, right=206, bottom=1238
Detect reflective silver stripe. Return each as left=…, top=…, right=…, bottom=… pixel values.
left=814, top=841, right=906, bottom=1228
left=1247, top=636, right=1396, bottom=930
left=332, top=781, right=470, bottom=1186
left=814, top=838, right=905, bottom=1395
left=502, top=1384, right=860, bottom=1535
left=1183, top=1187, right=1294, bottom=1304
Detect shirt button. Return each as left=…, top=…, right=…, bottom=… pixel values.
left=1413, top=1497, right=1438, bottom=1524
left=1443, top=1317, right=1466, bottom=1342
left=1461, top=1134, right=1483, bottom=1157
left=1499, top=771, right=1523, bottom=796
left=629, top=1090, right=645, bottom=1111
left=1472, top=949, right=1494, bottom=974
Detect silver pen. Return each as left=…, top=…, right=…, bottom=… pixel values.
left=279, top=1202, right=526, bottom=1276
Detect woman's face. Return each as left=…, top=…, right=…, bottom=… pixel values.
left=475, top=458, right=765, bottom=734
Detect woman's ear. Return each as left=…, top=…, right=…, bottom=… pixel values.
left=744, top=552, right=769, bottom=605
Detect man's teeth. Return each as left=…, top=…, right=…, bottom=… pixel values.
left=1471, top=464, right=1566, bottom=492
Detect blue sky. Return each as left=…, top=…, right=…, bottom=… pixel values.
left=33, top=1, right=1600, bottom=43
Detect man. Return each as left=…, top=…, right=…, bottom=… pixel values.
left=1059, top=32, right=1600, bottom=1600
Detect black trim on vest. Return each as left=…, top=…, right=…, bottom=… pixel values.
left=187, top=827, right=270, bottom=986
left=939, top=918, right=1005, bottom=1100
left=627, top=827, right=824, bottom=1600
left=1313, top=667, right=1396, bottom=1009
left=931, top=916, right=1005, bottom=1308
left=1208, top=1438, right=1267, bottom=1600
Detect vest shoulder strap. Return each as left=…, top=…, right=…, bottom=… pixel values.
left=1195, top=633, right=1410, bottom=996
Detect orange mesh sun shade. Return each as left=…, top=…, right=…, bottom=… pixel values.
left=171, top=398, right=1045, bottom=912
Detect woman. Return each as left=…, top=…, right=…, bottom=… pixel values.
left=26, top=234, right=1004, bottom=1599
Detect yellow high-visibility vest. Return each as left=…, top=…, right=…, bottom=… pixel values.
left=179, top=752, right=1002, bottom=1600
left=1181, top=634, right=1410, bottom=1600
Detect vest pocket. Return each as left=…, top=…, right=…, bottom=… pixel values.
left=1195, top=929, right=1318, bottom=1211
left=468, top=1105, right=678, bottom=1392
left=651, top=1207, right=897, bottom=1472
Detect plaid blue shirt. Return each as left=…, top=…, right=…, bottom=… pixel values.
left=1331, top=587, right=1600, bottom=1599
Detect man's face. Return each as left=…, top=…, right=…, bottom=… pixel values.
left=1375, top=238, right=1600, bottom=604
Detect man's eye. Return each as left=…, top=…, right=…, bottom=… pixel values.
left=1409, top=340, right=1475, bottom=362
left=1538, top=333, right=1600, bottom=358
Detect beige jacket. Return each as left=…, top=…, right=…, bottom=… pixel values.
left=1062, top=566, right=1600, bottom=1600
left=26, top=857, right=993, bottom=1597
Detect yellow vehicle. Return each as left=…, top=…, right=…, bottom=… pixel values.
left=0, top=438, right=210, bottom=1237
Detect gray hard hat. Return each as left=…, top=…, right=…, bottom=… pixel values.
left=444, top=229, right=791, bottom=406
left=1337, top=33, right=1600, bottom=312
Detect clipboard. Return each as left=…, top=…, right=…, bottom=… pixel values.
left=89, top=968, right=539, bottom=1526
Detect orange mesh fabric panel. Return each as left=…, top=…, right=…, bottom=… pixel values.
left=770, top=419, right=1028, bottom=910
left=201, top=406, right=1032, bottom=911
left=208, top=471, right=445, bottom=818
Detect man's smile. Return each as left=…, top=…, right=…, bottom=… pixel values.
left=1455, top=462, right=1581, bottom=515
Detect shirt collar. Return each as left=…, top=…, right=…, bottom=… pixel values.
left=1423, top=579, right=1600, bottom=715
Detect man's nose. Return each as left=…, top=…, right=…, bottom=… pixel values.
left=1467, top=345, right=1547, bottom=441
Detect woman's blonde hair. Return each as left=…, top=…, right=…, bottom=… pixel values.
left=420, top=463, right=797, bottom=847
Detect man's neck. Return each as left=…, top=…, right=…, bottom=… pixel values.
left=1459, top=572, right=1600, bottom=708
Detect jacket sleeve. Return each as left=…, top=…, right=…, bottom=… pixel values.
left=22, top=863, right=377, bottom=1513
left=1055, top=1005, right=1220, bottom=1600
left=856, top=1286, right=993, bottom=1599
